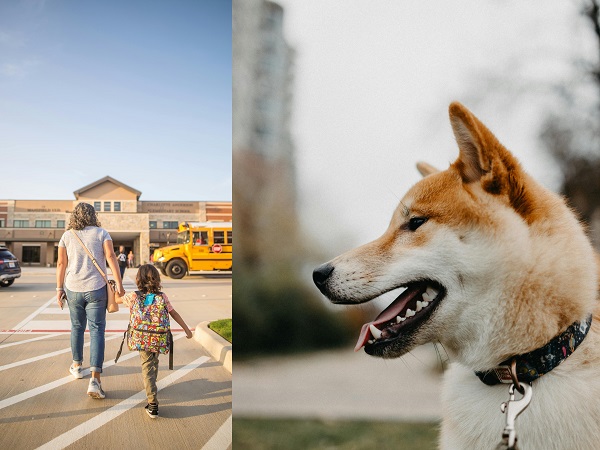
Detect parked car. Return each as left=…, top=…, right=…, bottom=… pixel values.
left=0, top=247, right=21, bottom=287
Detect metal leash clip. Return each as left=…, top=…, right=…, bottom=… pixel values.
left=499, top=382, right=533, bottom=449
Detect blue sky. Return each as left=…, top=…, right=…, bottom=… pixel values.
left=0, top=0, right=231, bottom=201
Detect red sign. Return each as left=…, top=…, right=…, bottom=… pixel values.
left=212, top=244, right=222, bottom=253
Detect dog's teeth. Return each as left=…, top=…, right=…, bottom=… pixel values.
left=396, top=316, right=406, bottom=323
left=405, top=309, right=415, bottom=317
left=422, top=293, right=431, bottom=302
left=416, top=301, right=423, bottom=312
left=369, top=324, right=382, bottom=339
left=426, top=287, right=439, bottom=299
left=422, top=301, right=429, bottom=307
left=368, top=340, right=374, bottom=344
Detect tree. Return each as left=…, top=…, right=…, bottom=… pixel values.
left=540, top=0, right=600, bottom=246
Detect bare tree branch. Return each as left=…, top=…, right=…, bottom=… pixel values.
left=583, top=0, right=600, bottom=85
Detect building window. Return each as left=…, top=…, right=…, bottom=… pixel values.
left=227, top=231, right=232, bottom=244
left=13, top=220, right=29, bottom=228
left=0, top=219, right=4, bottom=228
left=35, top=220, right=51, bottom=228
left=104, top=202, right=111, bottom=212
left=163, top=221, right=179, bottom=229
left=149, top=221, right=157, bottom=229
left=114, top=202, right=121, bottom=212
left=57, top=220, right=65, bottom=228
left=94, top=202, right=101, bottom=211
left=22, top=245, right=41, bottom=263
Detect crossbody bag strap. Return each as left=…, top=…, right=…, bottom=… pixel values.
left=69, top=229, right=110, bottom=284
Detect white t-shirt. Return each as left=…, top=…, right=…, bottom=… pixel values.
left=58, top=226, right=112, bottom=292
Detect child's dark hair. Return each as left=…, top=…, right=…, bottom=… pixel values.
left=136, top=264, right=162, bottom=294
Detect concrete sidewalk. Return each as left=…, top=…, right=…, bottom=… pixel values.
left=195, top=321, right=232, bottom=373
left=234, top=344, right=444, bottom=422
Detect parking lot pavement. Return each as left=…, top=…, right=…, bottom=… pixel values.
left=234, top=345, right=444, bottom=422
left=0, top=267, right=232, bottom=449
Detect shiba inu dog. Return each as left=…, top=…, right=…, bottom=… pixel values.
left=313, top=102, right=600, bottom=449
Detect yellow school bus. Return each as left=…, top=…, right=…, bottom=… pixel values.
left=153, top=221, right=232, bottom=279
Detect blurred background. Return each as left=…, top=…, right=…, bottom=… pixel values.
left=233, top=0, right=600, bottom=448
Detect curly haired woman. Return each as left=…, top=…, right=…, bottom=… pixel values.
left=56, top=202, right=125, bottom=399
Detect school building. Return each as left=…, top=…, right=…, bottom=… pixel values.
left=0, top=176, right=232, bottom=267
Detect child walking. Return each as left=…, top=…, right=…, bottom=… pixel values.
left=116, top=264, right=193, bottom=418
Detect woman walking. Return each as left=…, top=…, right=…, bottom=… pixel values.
left=56, top=202, right=125, bottom=398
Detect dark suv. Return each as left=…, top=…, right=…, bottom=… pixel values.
left=0, top=247, right=21, bottom=287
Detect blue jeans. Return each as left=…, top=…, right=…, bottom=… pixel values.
left=65, top=285, right=107, bottom=373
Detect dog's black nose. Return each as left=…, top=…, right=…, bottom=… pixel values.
left=313, top=263, right=334, bottom=289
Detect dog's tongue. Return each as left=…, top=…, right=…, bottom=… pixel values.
left=354, top=285, right=423, bottom=351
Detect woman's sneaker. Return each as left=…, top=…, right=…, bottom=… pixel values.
left=69, top=364, right=83, bottom=379
left=87, top=379, right=105, bottom=399
left=145, top=403, right=159, bottom=419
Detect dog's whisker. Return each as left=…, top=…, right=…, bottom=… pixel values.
left=435, top=342, right=451, bottom=372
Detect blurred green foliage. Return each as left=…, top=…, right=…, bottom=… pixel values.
left=233, top=418, right=440, bottom=450
left=234, top=266, right=355, bottom=357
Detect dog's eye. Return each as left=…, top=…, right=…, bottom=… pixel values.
left=408, top=217, right=428, bottom=231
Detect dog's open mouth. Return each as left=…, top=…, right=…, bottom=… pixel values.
left=355, top=281, right=445, bottom=352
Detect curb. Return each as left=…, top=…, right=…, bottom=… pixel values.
left=194, top=321, right=232, bottom=374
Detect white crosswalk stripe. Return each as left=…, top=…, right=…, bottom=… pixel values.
left=2, top=275, right=180, bottom=334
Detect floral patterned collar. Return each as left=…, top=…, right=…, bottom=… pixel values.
left=475, top=315, right=593, bottom=386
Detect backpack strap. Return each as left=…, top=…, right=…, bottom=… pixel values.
left=168, top=330, right=174, bottom=370
left=162, top=291, right=173, bottom=370
left=114, top=326, right=129, bottom=363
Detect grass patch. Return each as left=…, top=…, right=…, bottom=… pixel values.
left=233, top=418, right=439, bottom=449
left=209, top=319, right=232, bottom=343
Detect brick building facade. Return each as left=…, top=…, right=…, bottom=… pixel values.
left=0, top=176, right=232, bottom=267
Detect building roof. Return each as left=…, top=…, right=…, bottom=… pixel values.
left=73, top=176, right=142, bottom=200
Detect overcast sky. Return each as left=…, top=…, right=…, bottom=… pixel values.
left=277, top=0, right=596, bottom=254
left=1, top=0, right=231, bottom=202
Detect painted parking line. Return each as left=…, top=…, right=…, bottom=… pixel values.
left=0, top=334, right=122, bottom=373
left=11, top=297, right=57, bottom=331
left=0, top=332, right=187, bottom=411
left=36, top=355, right=211, bottom=450
left=1, top=275, right=180, bottom=334
left=201, top=414, right=232, bottom=450
left=0, top=328, right=184, bottom=334
left=0, top=333, right=67, bottom=349
left=7, top=273, right=137, bottom=333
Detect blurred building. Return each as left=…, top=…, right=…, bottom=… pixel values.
left=233, top=0, right=295, bottom=164
left=0, top=176, right=232, bottom=267
left=233, top=0, right=298, bottom=267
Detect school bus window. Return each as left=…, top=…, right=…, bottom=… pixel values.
left=227, top=231, right=232, bottom=244
left=176, top=231, right=190, bottom=244
left=214, top=231, right=225, bottom=244
left=193, top=231, right=209, bottom=245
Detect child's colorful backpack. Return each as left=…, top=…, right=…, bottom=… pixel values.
left=115, top=291, right=174, bottom=369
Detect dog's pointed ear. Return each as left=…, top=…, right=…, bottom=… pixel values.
left=416, top=161, right=439, bottom=177
left=449, top=102, right=500, bottom=183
